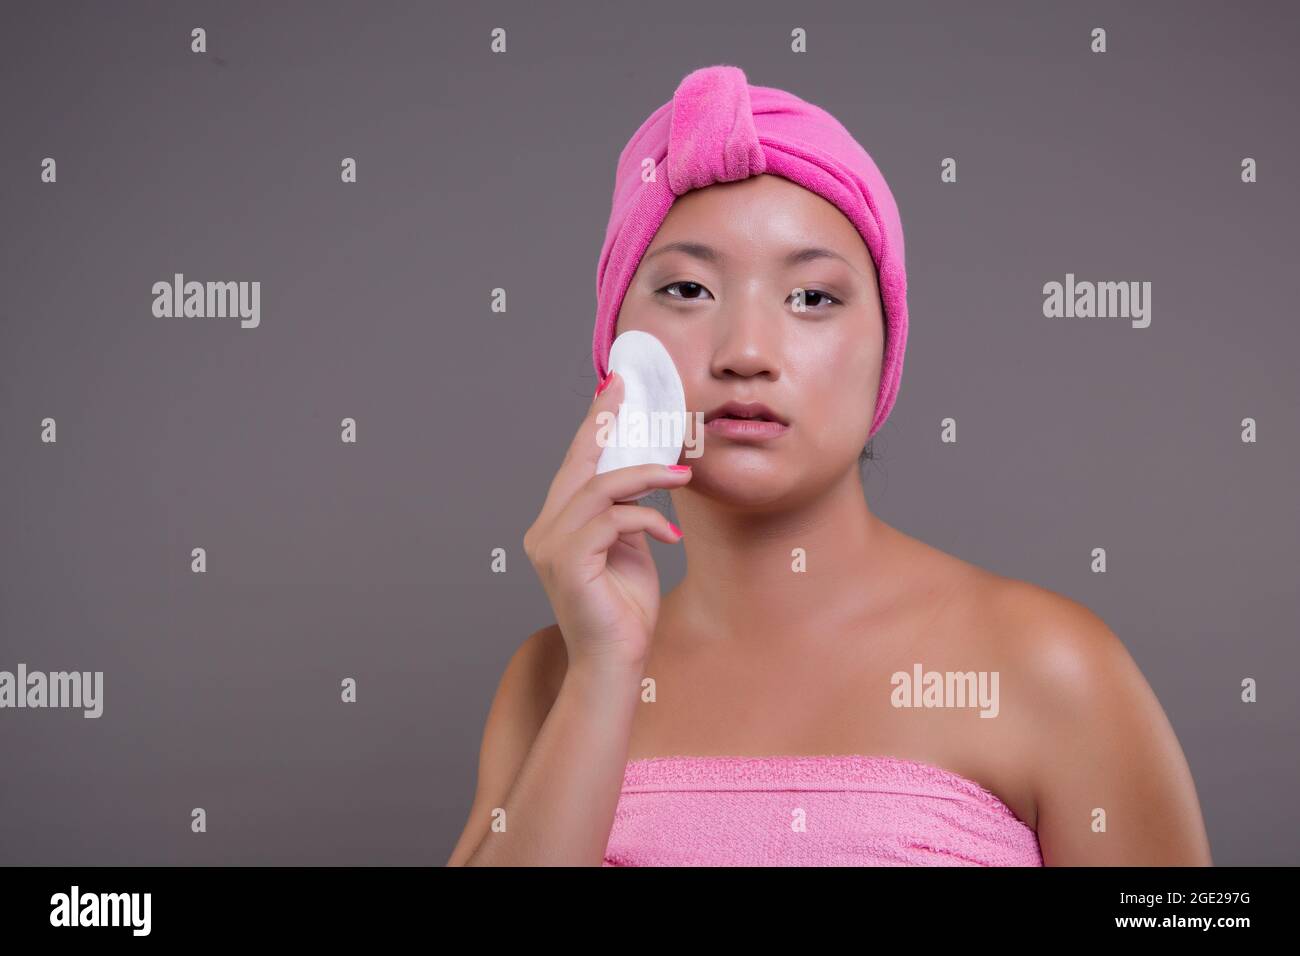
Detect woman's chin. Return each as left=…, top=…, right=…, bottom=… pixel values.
left=687, top=463, right=800, bottom=510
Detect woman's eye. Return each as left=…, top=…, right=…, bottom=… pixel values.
left=658, top=282, right=840, bottom=308
left=659, top=281, right=713, bottom=301
left=790, top=288, right=840, bottom=310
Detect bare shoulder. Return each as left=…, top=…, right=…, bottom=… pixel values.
left=885, top=528, right=1128, bottom=699
left=498, top=623, right=569, bottom=730
left=465, top=622, right=570, bottom=800
left=444, top=624, right=569, bottom=865
left=964, top=572, right=1157, bottom=732
left=899, top=546, right=1139, bottom=741
left=971, top=575, right=1211, bottom=863
left=981, top=576, right=1134, bottom=702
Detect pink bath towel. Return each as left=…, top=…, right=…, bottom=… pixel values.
left=603, top=755, right=1043, bottom=866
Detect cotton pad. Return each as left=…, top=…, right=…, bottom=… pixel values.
left=595, top=330, right=687, bottom=503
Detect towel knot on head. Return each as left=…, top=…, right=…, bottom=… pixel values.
left=666, top=64, right=767, bottom=195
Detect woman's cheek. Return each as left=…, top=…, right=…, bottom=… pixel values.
left=840, top=333, right=883, bottom=419
left=824, top=411, right=872, bottom=462
left=808, top=352, right=878, bottom=454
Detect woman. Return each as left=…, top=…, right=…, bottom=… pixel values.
left=448, top=64, right=1212, bottom=866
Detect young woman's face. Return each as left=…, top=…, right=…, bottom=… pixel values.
left=615, top=173, right=884, bottom=508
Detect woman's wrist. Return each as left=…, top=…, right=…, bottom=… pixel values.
left=563, top=654, right=647, bottom=705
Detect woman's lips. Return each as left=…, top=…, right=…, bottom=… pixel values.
left=704, top=417, right=790, bottom=441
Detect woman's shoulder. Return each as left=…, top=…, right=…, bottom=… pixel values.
left=920, top=547, right=1130, bottom=696
left=894, top=531, right=1144, bottom=728
left=894, top=527, right=1128, bottom=686
left=960, top=572, right=1211, bottom=863
left=979, top=574, right=1132, bottom=701
left=953, top=564, right=1163, bottom=775
left=514, top=623, right=569, bottom=706
left=476, top=623, right=570, bottom=745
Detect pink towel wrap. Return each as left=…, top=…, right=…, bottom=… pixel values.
left=593, top=63, right=909, bottom=441
left=603, top=755, right=1043, bottom=867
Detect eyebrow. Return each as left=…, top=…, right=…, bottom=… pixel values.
left=642, top=240, right=861, bottom=272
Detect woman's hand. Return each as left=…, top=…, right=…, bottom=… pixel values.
left=522, top=371, right=691, bottom=673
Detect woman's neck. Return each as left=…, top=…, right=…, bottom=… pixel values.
left=665, top=466, right=896, bottom=646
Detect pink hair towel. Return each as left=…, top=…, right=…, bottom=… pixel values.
left=603, top=755, right=1044, bottom=867
left=593, top=64, right=909, bottom=440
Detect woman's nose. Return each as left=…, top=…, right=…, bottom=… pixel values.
left=708, top=290, right=783, bottom=380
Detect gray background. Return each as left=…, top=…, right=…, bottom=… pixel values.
left=1, top=0, right=1296, bottom=865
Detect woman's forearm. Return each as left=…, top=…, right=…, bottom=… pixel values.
left=463, top=658, right=644, bottom=866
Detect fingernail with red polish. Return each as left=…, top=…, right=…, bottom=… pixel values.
left=667, top=464, right=691, bottom=473
left=667, top=521, right=683, bottom=538
left=594, top=372, right=614, bottom=398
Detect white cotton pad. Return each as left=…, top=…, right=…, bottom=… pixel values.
left=595, top=330, right=688, bottom=503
